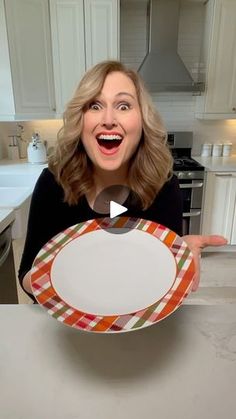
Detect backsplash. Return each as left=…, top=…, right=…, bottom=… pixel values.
left=0, top=120, right=62, bottom=159
left=1, top=116, right=236, bottom=159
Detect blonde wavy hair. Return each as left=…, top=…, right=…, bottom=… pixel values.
left=49, top=60, right=173, bottom=210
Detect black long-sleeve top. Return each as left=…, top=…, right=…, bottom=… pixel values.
left=19, top=168, right=183, bottom=301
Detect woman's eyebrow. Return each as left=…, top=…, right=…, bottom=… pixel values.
left=115, top=92, right=136, bottom=100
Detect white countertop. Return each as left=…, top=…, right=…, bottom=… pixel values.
left=193, top=155, right=236, bottom=171
left=0, top=208, right=15, bottom=234
left=0, top=158, right=47, bottom=174
left=0, top=304, right=236, bottom=419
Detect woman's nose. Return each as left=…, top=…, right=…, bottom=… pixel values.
left=101, top=107, right=117, bottom=128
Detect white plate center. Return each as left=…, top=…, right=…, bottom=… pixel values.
left=50, top=229, right=177, bottom=316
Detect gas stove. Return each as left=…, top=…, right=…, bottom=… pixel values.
left=173, top=155, right=204, bottom=172
left=168, top=132, right=205, bottom=178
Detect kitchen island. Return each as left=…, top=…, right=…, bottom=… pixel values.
left=0, top=304, right=236, bottom=419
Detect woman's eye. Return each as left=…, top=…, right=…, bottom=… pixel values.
left=89, top=102, right=101, bottom=110
left=118, top=103, right=130, bottom=111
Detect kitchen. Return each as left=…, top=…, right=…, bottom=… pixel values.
left=0, top=1, right=236, bottom=417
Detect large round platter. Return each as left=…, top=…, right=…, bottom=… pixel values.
left=31, top=217, right=195, bottom=333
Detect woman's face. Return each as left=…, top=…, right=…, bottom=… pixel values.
left=81, top=71, right=142, bottom=173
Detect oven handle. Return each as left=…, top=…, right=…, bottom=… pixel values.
left=183, top=211, right=201, bottom=217
left=180, top=182, right=203, bottom=189
left=0, top=234, right=11, bottom=268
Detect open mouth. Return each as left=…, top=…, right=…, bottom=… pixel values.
left=96, top=134, right=123, bottom=152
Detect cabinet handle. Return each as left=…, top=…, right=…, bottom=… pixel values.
left=215, top=173, right=232, bottom=177
left=232, top=107, right=236, bottom=112
left=183, top=211, right=201, bottom=217
left=52, top=107, right=56, bottom=112
left=0, top=231, right=11, bottom=268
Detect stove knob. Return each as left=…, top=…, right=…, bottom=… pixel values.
left=187, top=172, right=193, bottom=178
left=177, top=172, right=184, bottom=179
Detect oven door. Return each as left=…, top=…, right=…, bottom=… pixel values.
left=182, top=209, right=202, bottom=235
left=179, top=179, right=204, bottom=235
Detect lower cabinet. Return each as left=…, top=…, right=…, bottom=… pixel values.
left=201, top=172, right=236, bottom=244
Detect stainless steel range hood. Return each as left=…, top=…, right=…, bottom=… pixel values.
left=138, top=0, right=205, bottom=93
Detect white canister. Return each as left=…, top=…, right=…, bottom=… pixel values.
left=222, top=143, right=232, bottom=157
left=27, top=138, right=47, bottom=164
left=212, top=143, right=223, bottom=157
left=201, top=143, right=212, bottom=157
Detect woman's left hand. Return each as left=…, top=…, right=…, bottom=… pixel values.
left=182, top=235, right=228, bottom=292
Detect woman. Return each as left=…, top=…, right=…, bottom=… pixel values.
left=19, top=60, right=226, bottom=301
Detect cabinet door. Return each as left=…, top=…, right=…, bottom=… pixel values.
left=84, top=0, right=119, bottom=69
left=0, top=0, right=15, bottom=118
left=197, top=0, right=236, bottom=118
left=229, top=177, right=236, bottom=245
left=5, top=0, right=55, bottom=118
left=206, top=0, right=236, bottom=115
left=50, top=0, right=86, bottom=115
left=201, top=172, right=236, bottom=242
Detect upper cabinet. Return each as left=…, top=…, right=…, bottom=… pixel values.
left=0, top=0, right=14, bottom=117
left=196, top=0, right=236, bottom=119
left=1, top=0, right=55, bottom=120
left=0, top=0, right=119, bottom=120
left=49, top=0, right=86, bottom=116
left=50, top=0, right=119, bottom=115
left=84, top=0, right=119, bottom=68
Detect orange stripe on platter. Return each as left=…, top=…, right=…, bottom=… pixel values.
left=80, top=219, right=100, bottom=235
left=113, top=216, right=130, bottom=228
left=65, top=311, right=85, bottom=327
left=37, top=287, right=55, bottom=304
left=31, top=260, right=53, bottom=282
left=157, top=259, right=195, bottom=319
left=92, top=316, right=119, bottom=332
left=146, top=222, right=160, bottom=235
left=163, top=230, right=177, bottom=247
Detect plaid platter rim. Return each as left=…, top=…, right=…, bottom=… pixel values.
left=31, top=217, right=195, bottom=333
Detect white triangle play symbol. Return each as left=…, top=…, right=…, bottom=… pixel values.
left=110, top=201, right=128, bottom=218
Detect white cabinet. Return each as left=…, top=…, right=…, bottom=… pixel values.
left=49, top=0, right=86, bottom=115
left=201, top=172, right=236, bottom=244
left=0, top=0, right=15, bottom=117
left=196, top=0, right=236, bottom=119
left=3, top=0, right=56, bottom=119
left=50, top=0, right=119, bottom=115
left=84, top=0, right=119, bottom=68
left=0, top=0, right=119, bottom=120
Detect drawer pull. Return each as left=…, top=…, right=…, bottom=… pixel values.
left=180, top=182, right=203, bottom=189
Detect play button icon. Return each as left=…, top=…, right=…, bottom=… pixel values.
left=92, top=184, right=142, bottom=234
left=110, top=201, right=128, bottom=218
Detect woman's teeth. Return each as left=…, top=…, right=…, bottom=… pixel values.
left=97, top=134, right=123, bottom=141
left=96, top=134, right=123, bottom=151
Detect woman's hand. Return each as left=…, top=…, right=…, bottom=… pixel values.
left=182, top=235, right=228, bottom=291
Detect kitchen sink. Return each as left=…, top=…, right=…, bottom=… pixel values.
left=0, top=187, right=32, bottom=207
left=0, top=165, right=44, bottom=239
left=0, top=173, right=38, bottom=187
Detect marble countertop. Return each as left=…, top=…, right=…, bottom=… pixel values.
left=0, top=208, right=14, bottom=234
left=0, top=304, right=236, bottom=419
left=0, top=158, right=47, bottom=174
left=193, top=155, right=236, bottom=172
